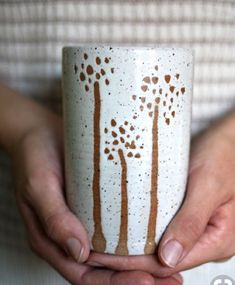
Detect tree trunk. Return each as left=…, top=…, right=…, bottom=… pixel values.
left=92, top=81, right=106, bottom=252
left=115, top=148, right=129, bottom=255
left=144, top=105, right=159, bottom=254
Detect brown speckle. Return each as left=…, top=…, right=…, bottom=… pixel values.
left=113, top=140, right=119, bottom=145
left=104, top=148, right=110, bottom=154
left=120, top=137, right=125, bottom=143
left=112, top=131, right=117, bottom=137
left=143, top=76, right=151, bottom=84
left=176, top=91, right=179, bottom=96
left=140, top=105, right=144, bottom=111
left=125, top=141, right=136, bottom=149
left=149, top=111, right=153, bottom=117
left=155, top=97, right=160, bottom=104
left=147, top=103, right=152, bottom=109
left=80, top=72, right=85, bottom=81
left=159, top=88, right=162, bottom=94
left=130, top=126, right=134, bottom=131
left=132, top=95, right=137, bottom=100
left=101, top=69, right=105, bottom=76
left=104, top=128, right=108, bottom=133
left=119, top=126, right=125, bottom=134
left=96, top=73, right=100, bottom=80
left=141, top=97, right=146, bottom=103
left=105, top=79, right=109, bottom=85
left=181, top=87, right=186, bottom=94
left=86, top=65, right=94, bottom=75
left=135, top=153, right=141, bottom=158
left=105, top=57, right=109, bottom=63
left=111, top=119, right=117, bottom=126
left=170, top=98, right=174, bottom=103
left=124, top=121, right=128, bottom=125
left=85, top=85, right=89, bottom=91
left=176, top=73, right=180, bottom=79
left=172, top=111, right=175, bottom=117
left=141, top=85, right=148, bottom=92
left=169, top=86, right=175, bottom=93
left=152, top=77, right=158, bottom=84
left=165, top=118, right=170, bottom=125
left=108, top=154, right=114, bottom=160
left=96, top=57, right=101, bottom=65
left=84, top=53, right=88, bottom=60
left=127, top=152, right=133, bottom=158
left=165, top=75, right=171, bottom=83
left=136, top=135, right=140, bottom=140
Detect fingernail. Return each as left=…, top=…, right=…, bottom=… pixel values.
left=161, top=239, right=184, bottom=268
left=66, top=238, right=84, bottom=263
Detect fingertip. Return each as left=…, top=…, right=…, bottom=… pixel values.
left=158, top=239, right=184, bottom=268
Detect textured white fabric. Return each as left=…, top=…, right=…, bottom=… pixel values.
left=1, top=0, right=235, bottom=284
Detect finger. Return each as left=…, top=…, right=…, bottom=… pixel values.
left=82, top=269, right=182, bottom=285
left=173, top=199, right=235, bottom=272
left=18, top=201, right=90, bottom=284
left=87, top=252, right=177, bottom=278
left=158, top=167, right=228, bottom=268
left=22, top=172, right=90, bottom=263
left=19, top=201, right=182, bottom=285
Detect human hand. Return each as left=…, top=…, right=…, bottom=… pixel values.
left=9, top=107, right=182, bottom=284
left=87, top=112, right=235, bottom=278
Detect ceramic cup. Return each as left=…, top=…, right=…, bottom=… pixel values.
left=62, top=46, right=193, bottom=256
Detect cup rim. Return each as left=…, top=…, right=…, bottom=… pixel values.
left=63, top=45, right=193, bottom=55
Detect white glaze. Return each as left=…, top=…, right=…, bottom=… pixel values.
left=62, top=46, right=193, bottom=255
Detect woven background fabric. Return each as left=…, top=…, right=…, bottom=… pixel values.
left=0, top=1, right=235, bottom=284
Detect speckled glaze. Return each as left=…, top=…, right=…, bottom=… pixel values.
left=62, top=46, right=194, bottom=255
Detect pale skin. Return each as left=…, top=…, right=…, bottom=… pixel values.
left=1, top=85, right=235, bottom=284
left=0, top=84, right=182, bottom=285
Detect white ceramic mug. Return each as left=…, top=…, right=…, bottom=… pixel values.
left=62, top=46, right=194, bottom=255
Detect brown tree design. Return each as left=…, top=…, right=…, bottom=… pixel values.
left=76, top=53, right=115, bottom=252
left=104, top=118, right=143, bottom=255
left=132, top=69, right=186, bottom=254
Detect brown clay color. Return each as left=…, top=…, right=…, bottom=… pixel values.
left=144, top=105, right=159, bottom=254
left=92, top=81, right=107, bottom=252
left=86, top=65, right=94, bottom=75
left=104, top=118, right=142, bottom=255
left=165, top=75, right=171, bottom=83
left=115, top=149, right=129, bottom=255
left=80, top=72, right=85, bottom=81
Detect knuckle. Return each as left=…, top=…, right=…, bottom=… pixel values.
left=44, top=209, right=68, bottom=240
left=177, top=214, right=203, bottom=241
left=24, top=169, right=61, bottom=202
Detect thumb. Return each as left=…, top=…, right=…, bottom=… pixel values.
left=158, top=169, right=219, bottom=268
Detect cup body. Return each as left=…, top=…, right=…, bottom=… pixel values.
left=62, top=46, right=193, bottom=255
